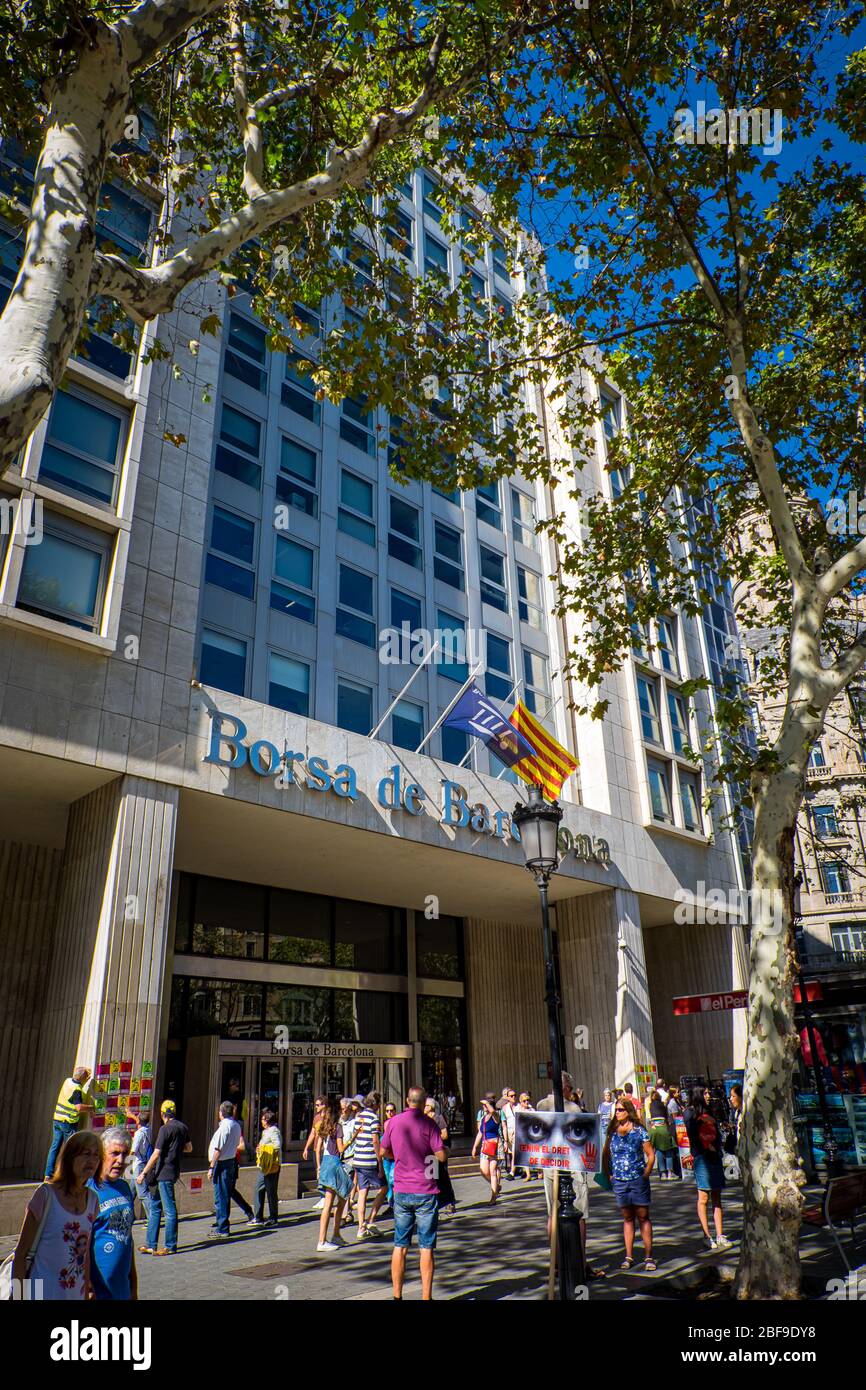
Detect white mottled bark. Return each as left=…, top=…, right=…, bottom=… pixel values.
left=0, top=25, right=130, bottom=464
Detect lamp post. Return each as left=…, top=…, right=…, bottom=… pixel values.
left=512, top=783, right=586, bottom=1300
left=793, top=874, right=843, bottom=1176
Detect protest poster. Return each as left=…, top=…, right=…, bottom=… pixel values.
left=673, top=1114, right=694, bottom=1179
left=514, top=1110, right=601, bottom=1173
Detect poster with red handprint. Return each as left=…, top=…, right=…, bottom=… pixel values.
left=514, top=1110, right=601, bottom=1172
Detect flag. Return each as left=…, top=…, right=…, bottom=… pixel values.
left=509, top=700, right=578, bottom=801
left=442, top=682, right=535, bottom=768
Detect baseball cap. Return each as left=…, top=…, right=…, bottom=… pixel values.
left=160, top=1099, right=176, bottom=1116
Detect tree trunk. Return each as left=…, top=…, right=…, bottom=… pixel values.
left=734, top=765, right=806, bottom=1299
left=0, top=24, right=130, bottom=470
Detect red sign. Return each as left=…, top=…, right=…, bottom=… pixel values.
left=673, top=990, right=748, bottom=1016
left=793, top=980, right=823, bottom=1003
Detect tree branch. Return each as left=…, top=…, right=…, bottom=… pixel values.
left=118, top=0, right=227, bottom=71
left=226, top=1, right=266, bottom=200
left=818, top=531, right=866, bottom=600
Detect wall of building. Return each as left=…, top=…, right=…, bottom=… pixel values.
left=0, top=840, right=63, bottom=1174
left=642, top=919, right=748, bottom=1085
left=463, top=916, right=548, bottom=1105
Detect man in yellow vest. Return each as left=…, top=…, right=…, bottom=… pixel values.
left=44, top=1066, right=93, bottom=1179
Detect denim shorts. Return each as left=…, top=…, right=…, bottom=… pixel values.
left=355, top=1166, right=384, bottom=1191
left=393, top=1192, right=439, bottom=1249
left=612, top=1175, right=652, bottom=1209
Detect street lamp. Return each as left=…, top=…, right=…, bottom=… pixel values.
left=512, top=782, right=586, bottom=1300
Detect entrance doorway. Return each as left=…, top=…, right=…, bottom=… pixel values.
left=215, top=1049, right=409, bottom=1150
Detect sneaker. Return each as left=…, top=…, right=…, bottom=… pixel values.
left=246, top=1218, right=264, bottom=1227
left=331, top=1233, right=348, bottom=1246
left=356, top=1226, right=372, bottom=1241
left=317, top=1240, right=340, bottom=1252
left=265, top=1219, right=279, bottom=1228
left=705, top=1236, right=717, bottom=1251
left=714, top=1234, right=733, bottom=1251
left=365, top=1223, right=384, bottom=1237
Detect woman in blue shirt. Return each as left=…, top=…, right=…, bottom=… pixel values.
left=602, top=1098, right=656, bottom=1272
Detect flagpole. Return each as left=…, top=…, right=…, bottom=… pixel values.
left=368, top=639, right=441, bottom=739
left=413, top=662, right=485, bottom=754
left=456, top=679, right=524, bottom=769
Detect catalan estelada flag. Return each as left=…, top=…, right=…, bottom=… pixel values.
left=508, top=700, right=578, bottom=802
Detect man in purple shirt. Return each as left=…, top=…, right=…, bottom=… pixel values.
left=379, top=1086, right=446, bottom=1300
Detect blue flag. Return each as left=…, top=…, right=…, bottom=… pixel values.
left=442, top=682, right=535, bottom=768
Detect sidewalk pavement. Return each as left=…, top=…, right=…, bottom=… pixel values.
left=0, top=1172, right=850, bottom=1300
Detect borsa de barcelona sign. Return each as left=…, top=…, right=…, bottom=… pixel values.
left=203, top=708, right=611, bottom=864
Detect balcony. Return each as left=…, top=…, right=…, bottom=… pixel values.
left=800, top=948, right=866, bottom=973
left=823, top=891, right=866, bottom=907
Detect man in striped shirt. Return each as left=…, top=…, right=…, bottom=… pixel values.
left=353, top=1091, right=387, bottom=1240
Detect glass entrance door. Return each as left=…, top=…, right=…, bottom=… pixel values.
left=290, top=1062, right=315, bottom=1143
left=256, top=1059, right=282, bottom=1144
left=382, top=1060, right=404, bottom=1112
left=323, top=1060, right=346, bottom=1101
left=219, top=1057, right=250, bottom=1138
left=353, top=1059, right=377, bottom=1100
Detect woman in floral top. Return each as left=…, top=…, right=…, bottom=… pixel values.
left=12, top=1130, right=101, bottom=1300
left=602, top=1098, right=656, bottom=1272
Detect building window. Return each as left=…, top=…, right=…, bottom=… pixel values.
left=627, top=595, right=650, bottom=662
left=385, top=209, right=414, bottom=258
left=422, top=172, right=443, bottom=223
left=822, top=861, right=851, bottom=896
left=809, top=742, right=826, bottom=769
left=830, top=923, right=865, bottom=956
left=637, top=674, right=662, bottom=744
left=334, top=901, right=406, bottom=974
left=416, top=914, right=463, bottom=980
left=485, top=633, right=512, bottom=701
left=338, top=469, right=376, bottom=547
left=469, top=270, right=487, bottom=315
left=678, top=768, right=702, bottom=832
left=269, top=652, right=310, bottom=716
left=492, top=234, right=510, bottom=282
left=418, top=994, right=466, bottom=1114
left=424, top=232, right=449, bottom=277
left=38, top=388, right=126, bottom=506
left=174, top=875, right=266, bottom=959
left=479, top=545, right=507, bottom=612
left=441, top=724, right=468, bottom=765
left=205, top=506, right=255, bottom=599
left=276, top=437, right=317, bottom=516
left=17, top=521, right=109, bottom=632
left=337, top=679, right=373, bottom=735
left=391, top=589, right=423, bottom=650
left=517, top=565, right=544, bottom=630
left=522, top=649, right=550, bottom=715
left=601, top=392, right=621, bottom=441
left=434, top=521, right=464, bottom=590
left=340, top=396, right=375, bottom=456
left=437, top=609, right=468, bottom=684
left=200, top=629, right=247, bottom=695
left=647, top=757, right=673, bottom=823
left=388, top=495, right=422, bottom=568
left=392, top=698, right=423, bottom=751
left=667, top=691, right=690, bottom=755
left=173, top=977, right=264, bottom=1039
left=271, top=537, right=316, bottom=623
left=656, top=617, right=678, bottom=675
left=225, top=313, right=268, bottom=392
left=216, top=403, right=262, bottom=489
left=812, top=804, right=839, bottom=838
left=336, top=564, right=375, bottom=647
left=282, top=353, right=322, bottom=422
left=476, top=480, right=502, bottom=529
left=433, top=483, right=460, bottom=506
left=511, top=488, right=538, bottom=549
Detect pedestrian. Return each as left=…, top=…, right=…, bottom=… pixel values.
left=621, top=1081, right=639, bottom=1113
left=642, top=1083, right=655, bottom=1126
left=471, top=1092, right=502, bottom=1204
left=338, top=1096, right=361, bottom=1225
left=498, top=1086, right=518, bottom=1179
left=685, top=1088, right=732, bottom=1252
left=602, top=1097, right=656, bottom=1272
left=573, top=1087, right=588, bottom=1113
left=597, top=1089, right=615, bottom=1127
left=655, top=1078, right=670, bottom=1104
left=728, top=1084, right=743, bottom=1145
left=446, top=1090, right=458, bottom=1130
left=382, top=1101, right=398, bottom=1208
left=129, top=1109, right=155, bottom=1223
left=536, top=1072, right=606, bottom=1280
left=138, top=1099, right=191, bottom=1257
left=353, top=1091, right=388, bottom=1240
left=221, top=1100, right=255, bottom=1223
left=513, top=1091, right=536, bottom=1181
left=648, top=1089, right=676, bottom=1181
left=43, top=1065, right=93, bottom=1180
left=316, top=1097, right=351, bottom=1253
left=302, top=1095, right=326, bottom=1210
left=207, top=1100, right=248, bottom=1238
left=666, top=1086, right=684, bottom=1179
left=424, top=1096, right=456, bottom=1214
left=11, top=1130, right=100, bottom=1301
left=88, top=1126, right=138, bottom=1300
left=251, top=1107, right=282, bottom=1227
left=380, top=1086, right=446, bottom=1300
